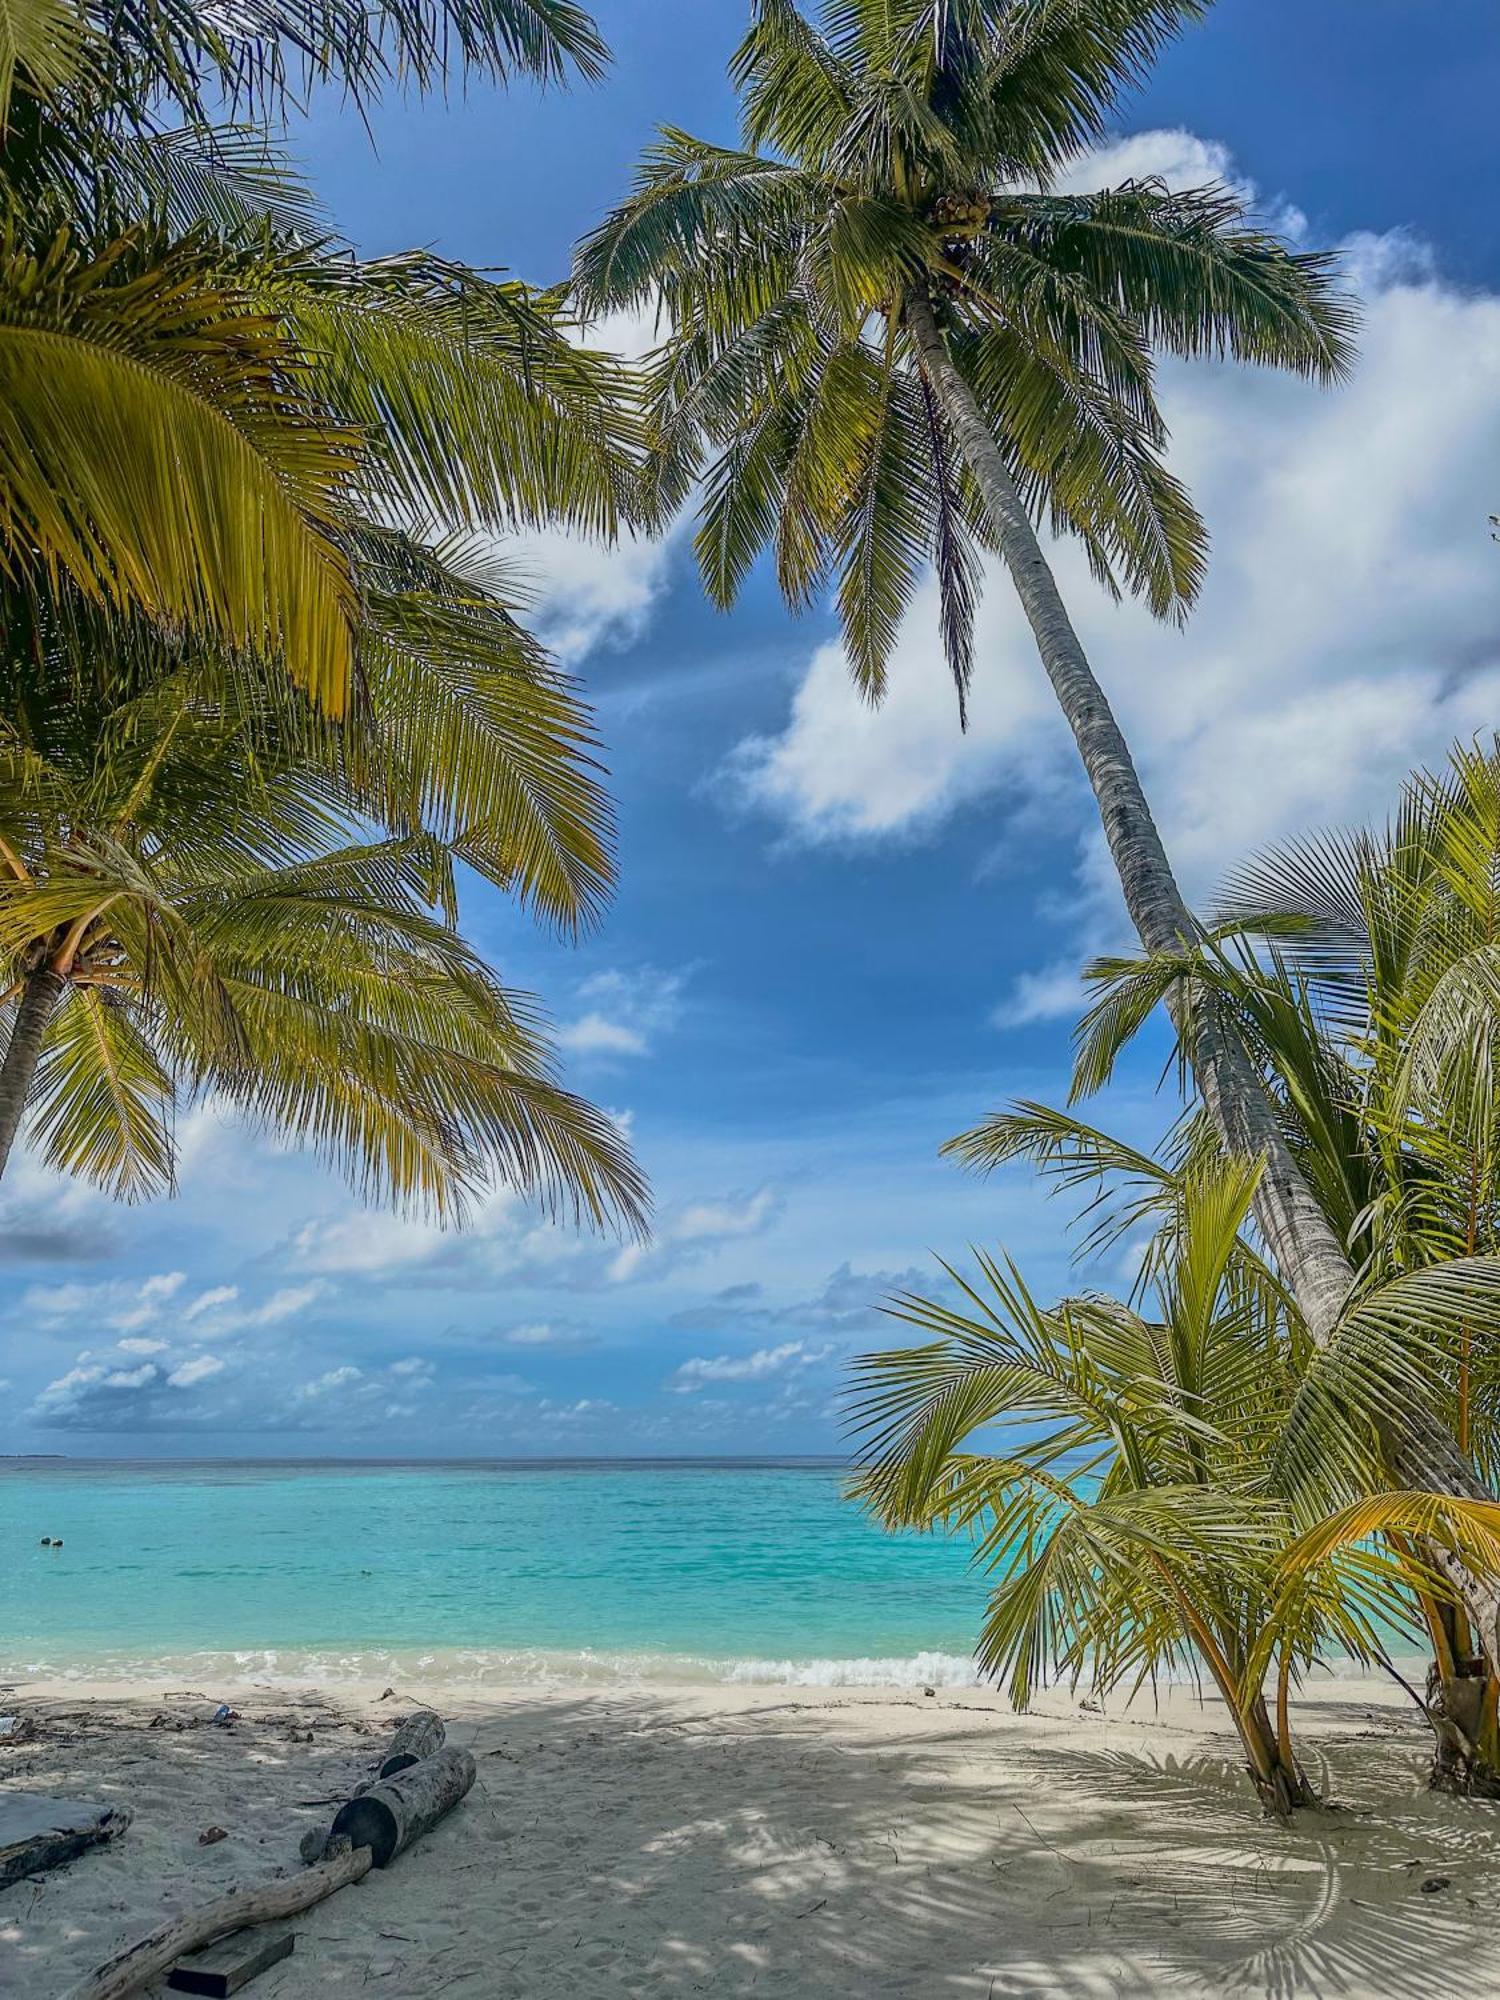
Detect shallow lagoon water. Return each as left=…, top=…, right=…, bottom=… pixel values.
left=1, top=1458, right=993, bottom=1685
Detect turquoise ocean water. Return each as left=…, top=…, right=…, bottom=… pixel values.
left=0, top=1459, right=994, bottom=1687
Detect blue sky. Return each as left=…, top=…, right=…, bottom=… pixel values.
left=4, top=2, right=1500, bottom=1457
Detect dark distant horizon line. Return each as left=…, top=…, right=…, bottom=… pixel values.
left=0, top=1452, right=853, bottom=1469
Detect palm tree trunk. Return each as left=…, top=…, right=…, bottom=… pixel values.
left=0, top=966, right=63, bottom=1183
left=905, top=289, right=1500, bottom=1678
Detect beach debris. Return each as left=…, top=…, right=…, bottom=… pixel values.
left=166, top=1926, right=295, bottom=1997
left=329, top=1745, right=477, bottom=1868
left=212, top=1705, right=239, bottom=1727
left=923, top=1687, right=935, bottom=1698
left=377, top=1708, right=445, bottom=1781
left=66, top=1840, right=372, bottom=2000
left=377, top=1686, right=396, bottom=1700
left=0, top=1713, right=33, bottom=1742
left=1422, top=1876, right=1453, bottom=1894
left=198, top=1827, right=229, bottom=1847
left=69, top=1729, right=476, bottom=2000
left=0, top=1793, right=132, bottom=1889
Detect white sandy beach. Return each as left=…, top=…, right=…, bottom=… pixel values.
left=4, top=1671, right=1499, bottom=1998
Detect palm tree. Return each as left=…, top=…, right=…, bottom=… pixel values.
left=0, top=0, right=652, bottom=1245
left=574, top=0, right=1500, bottom=1652
left=851, top=1155, right=1500, bottom=1813
left=574, top=0, right=1363, bottom=1325
left=0, top=675, right=645, bottom=1226
left=953, top=741, right=1500, bottom=1788
left=0, top=0, right=630, bottom=715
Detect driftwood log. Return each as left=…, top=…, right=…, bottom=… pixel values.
left=64, top=1841, right=373, bottom=2000
left=377, top=1708, right=445, bottom=1779
left=329, top=1746, right=476, bottom=1868
left=70, top=1728, right=474, bottom=2000
left=0, top=1794, right=132, bottom=1889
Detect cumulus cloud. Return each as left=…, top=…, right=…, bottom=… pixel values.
left=167, top=1354, right=225, bottom=1388
left=990, top=961, right=1087, bottom=1030
left=607, top=1186, right=780, bottom=1284
left=494, top=1320, right=597, bottom=1349
left=730, top=131, right=1500, bottom=947
left=183, top=1285, right=238, bottom=1322
left=669, top=1340, right=823, bottom=1393
left=291, top=1177, right=778, bottom=1293
left=555, top=966, right=687, bottom=1064
left=513, top=525, right=676, bottom=667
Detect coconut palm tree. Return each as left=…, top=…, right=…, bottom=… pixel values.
left=573, top=0, right=1364, bottom=1341
left=0, top=674, right=645, bottom=1226
left=851, top=1155, right=1500, bottom=1812
left=573, top=0, right=1500, bottom=1652
left=0, top=0, right=630, bottom=715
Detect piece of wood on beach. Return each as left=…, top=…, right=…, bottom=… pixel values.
left=329, top=1746, right=476, bottom=1868
left=0, top=1794, right=132, bottom=1889
left=378, top=1708, right=445, bottom=1779
left=65, top=1841, right=372, bottom=2000
left=166, top=1926, right=294, bottom=1997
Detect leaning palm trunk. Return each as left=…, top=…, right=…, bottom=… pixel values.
left=905, top=290, right=1500, bottom=1735
left=0, top=965, right=63, bottom=1181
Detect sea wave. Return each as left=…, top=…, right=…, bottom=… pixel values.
left=0, top=1642, right=985, bottom=1691
left=2, top=1641, right=1422, bottom=1695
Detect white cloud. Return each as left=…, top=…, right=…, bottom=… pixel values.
left=497, top=1321, right=587, bottom=1347
left=556, top=967, right=686, bottom=1064
left=116, top=1336, right=168, bottom=1356
left=109, top=1270, right=186, bottom=1333
left=608, top=1185, right=780, bottom=1283
left=670, top=1340, right=820, bottom=1393
left=296, top=1365, right=362, bottom=1400
left=991, top=961, right=1087, bottom=1031
left=250, top=1284, right=324, bottom=1327
left=671, top=1187, right=779, bottom=1245
left=557, top=1013, right=648, bottom=1058
left=183, top=1285, right=238, bottom=1322
left=514, top=525, right=676, bottom=666
left=730, top=132, right=1500, bottom=928
left=104, top=1363, right=157, bottom=1389
left=168, top=1354, right=225, bottom=1388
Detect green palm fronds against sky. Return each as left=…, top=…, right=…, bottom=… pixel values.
left=0, top=0, right=640, bottom=717
left=848, top=1152, right=1500, bottom=1806
left=1011, top=741, right=1500, bottom=1493
left=0, top=0, right=653, bottom=1234
left=574, top=0, right=1354, bottom=716
left=0, top=679, right=646, bottom=1227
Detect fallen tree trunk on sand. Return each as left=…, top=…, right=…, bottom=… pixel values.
left=329, top=1746, right=476, bottom=1867
left=378, top=1709, right=445, bottom=1780
left=64, top=1841, right=373, bottom=2000
left=1, top=1795, right=132, bottom=1889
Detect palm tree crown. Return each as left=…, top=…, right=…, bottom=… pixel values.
left=0, top=677, right=646, bottom=1227
left=575, top=0, right=1354, bottom=715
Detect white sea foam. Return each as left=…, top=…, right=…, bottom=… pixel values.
left=719, top=1651, right=981, bottom=1687
left=3, top=1642, right=1425, bottom=1694
left=2, top=1642, right=986, bottom=1690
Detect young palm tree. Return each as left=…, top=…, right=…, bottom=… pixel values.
left=953, top=742, right=1500, bottom=1788
left=851, top=1157, right=1500, bottom=1813
left=0, top=676, right=645, bottom=1226
left=575, top=0, right=1500, bottom=1655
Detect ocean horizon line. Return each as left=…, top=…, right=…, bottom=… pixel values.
left=1, top=1452, right=852, bottom=1470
